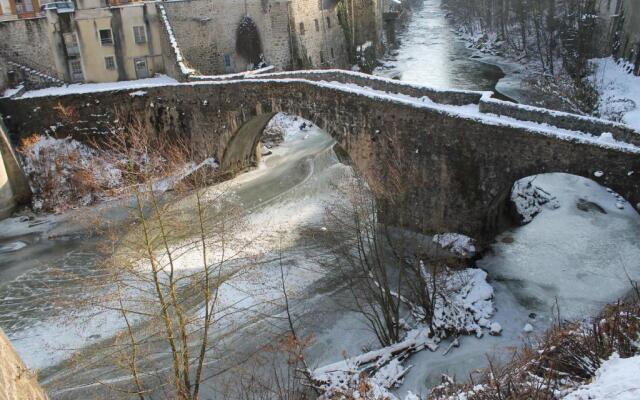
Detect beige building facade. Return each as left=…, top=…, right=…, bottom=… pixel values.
left=1, top=0, right=388, bottom=87
left=46, top=2, right=165, bottom=82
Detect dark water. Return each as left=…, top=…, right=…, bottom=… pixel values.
left=376, top=0, right=506, bottom=92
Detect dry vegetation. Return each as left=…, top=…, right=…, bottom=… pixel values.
left=429, top=289, right=640, bottom=400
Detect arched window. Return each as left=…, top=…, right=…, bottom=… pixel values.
left=236, top=16, right=263, bottom=67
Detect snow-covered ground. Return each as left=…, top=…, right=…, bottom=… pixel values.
left=14, top=75, right=178, bottom=99
left=563, top=353, right=640, bottom=400
left=591, top=57, right=640, bottom=131
left=313, top=268, right=496, bottom=399
left=480, top=173, right=640, bottom=321
left=1, top=84, right=24, bottom=98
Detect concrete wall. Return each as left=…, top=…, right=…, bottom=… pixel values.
left=162, top=0, right=292, bottom=75
left=0, top=328, right=48, bottom=400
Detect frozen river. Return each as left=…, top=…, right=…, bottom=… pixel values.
left=1, top=1, right=639, bottom=398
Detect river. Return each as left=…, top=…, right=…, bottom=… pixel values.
left=1, top=1, right=640, bottom=398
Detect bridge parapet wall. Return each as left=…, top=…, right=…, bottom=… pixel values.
left=479, top=94, right=640, bottom=145
left=0, top=79, right=638, bottom=242
left=247, top=70, right=485, bottom=106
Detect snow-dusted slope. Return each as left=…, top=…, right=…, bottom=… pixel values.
left=563, top=353, right=640, bottom=400
left=592, top=57, right=640, bottom=131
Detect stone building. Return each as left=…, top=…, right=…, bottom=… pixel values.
left=288, top=0, right=350, bottom=69
left=161, top=0, right=293, bottom=75
left=0, top=0, right=387, bottom=89
left=0, top=0, right=42, bottom=21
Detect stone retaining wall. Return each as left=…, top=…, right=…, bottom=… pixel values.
left=0, top=328, right=47, bottom=400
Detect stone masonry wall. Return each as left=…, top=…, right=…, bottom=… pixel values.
left=2, top=80, right=638, bottom=243
left=162, top=0, right=292, bottom=75
left=0, top=61, right=7, bottom=92
left=288, top=0, right=350, bottom=68
left=0, top=18, right=59, bottom=80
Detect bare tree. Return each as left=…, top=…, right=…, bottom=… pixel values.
left=323, top=168, right=405, bottom=346
left=55, top=115, right=259, bottom=400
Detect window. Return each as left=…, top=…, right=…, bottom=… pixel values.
left=133, top=26, right=146, bottom=44
left=134, top=57, right=150, bottom=79
left=70, top=60, right=83, bottom=75
left=69, top=59, right=84, bottom=82
left=63, top=32, right=80, bottom=56
left=326, top=16, right=331, bottom=28
left=105, top=56, right=116, bottom=70
left=99, top=29, right=113, bottom=46
left=330, top=47, right=334, bottom=59
left=299, top=22, right=305, bottom=35
left=314, top=19, right=320, bottom=32
left=224, top=54, right=232, bottom=67
left=320, top=51, right=324, bottom=64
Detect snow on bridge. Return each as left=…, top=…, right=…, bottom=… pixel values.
left=1, top=70, right=639, bottom=243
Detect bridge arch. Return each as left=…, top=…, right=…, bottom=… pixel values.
left=1, top=75, right=639, bottom=245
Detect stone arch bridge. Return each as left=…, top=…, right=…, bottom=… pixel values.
left=1, top=70, right=639, bottom=244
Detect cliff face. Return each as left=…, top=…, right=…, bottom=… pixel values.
left=0, top=328, right=48, bottom=400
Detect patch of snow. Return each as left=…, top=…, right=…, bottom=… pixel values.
left=563, top=353, right=640, bottom=400
left=19, top=135, right=123, bottom=212
left=150, top=157, right=218, bottom=192
left=480, top=173, right=640, bottom=323
left=16, top=75, right=178, bottom=99
left=262, top=112, right=313, bottom=146
left=0, top=241, right=28, bottom=253
left=432, top=233, right=476, bottom=257
left=489, top=322, right=502, bottom=336
left=313, top=326, right=438, bottom=399
left=313, top=268, right=495, bottom=397
left=511, top=178, right=560, bottom=223
left=591, top=57, right=640, bottom=131
left=1, top=84, right=24, bottom=98
left=158, top=5, right=197, bottom=76
left=128, top=90, right=147, bottom=97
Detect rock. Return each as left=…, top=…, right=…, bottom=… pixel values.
left=577, top=198, right=607, bottom=214
left=528, top=312, right=537, bottom=319
left=260, top=145, right=272, bottom=157
left=442, top=338, right=460, bottom=355
left=489, top=322, right=503, bottom=336
left=523, top=323, right=534, bottom=333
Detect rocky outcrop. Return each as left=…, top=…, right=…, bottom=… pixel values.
left=0, top=328, right=48, bottom=400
